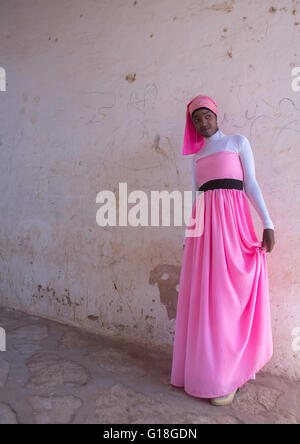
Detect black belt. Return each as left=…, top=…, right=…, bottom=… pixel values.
left=199, top=178, right=244, bottom=192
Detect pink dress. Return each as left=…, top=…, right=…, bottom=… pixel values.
left=170, top=150, right=273, bottom=398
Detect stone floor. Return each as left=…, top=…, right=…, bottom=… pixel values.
left=0, top=306, right=299, bottom=424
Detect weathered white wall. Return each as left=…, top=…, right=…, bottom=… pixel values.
left=0, top=0, right=300, bottom=380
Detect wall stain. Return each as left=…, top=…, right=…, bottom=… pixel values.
left=129, top=83, right=158, bottom=113
left=207, top=0, right=235, bottom=13
left=64, top=288, right=72, bottom=306
left=149, top=264, right=181, bottom=320
left=126, top=73, right=136, bottom=83
left=153, top=134, right=168, bottom=158
left=88, top=315, right=99, bottom=321
left=33, top=285, right=82, bottom=307
left=269, top=6, right=288, bottom=13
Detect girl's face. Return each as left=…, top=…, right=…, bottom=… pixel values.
left=191, top=108, right=218, bottom=138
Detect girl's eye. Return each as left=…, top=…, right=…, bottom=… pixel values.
left=194, top=115, right=211, bottom=123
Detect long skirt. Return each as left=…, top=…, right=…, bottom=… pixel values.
left=170, top=181, right=273, bottom=398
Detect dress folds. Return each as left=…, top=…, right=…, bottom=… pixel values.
left=170, top=150, right=273, bottom=398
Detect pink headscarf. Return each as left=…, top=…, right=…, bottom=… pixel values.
left=182, top=95, right=218, bottom=156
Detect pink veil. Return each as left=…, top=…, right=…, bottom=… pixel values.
left=182, top=95, right=218, bottom=156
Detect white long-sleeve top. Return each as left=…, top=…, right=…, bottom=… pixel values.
left=183, top=129, right=274, bottom=246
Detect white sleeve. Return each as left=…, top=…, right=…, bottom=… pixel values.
left=183, top=157, right=198, bottom=246
left=238, top=135, right=274, bottom=230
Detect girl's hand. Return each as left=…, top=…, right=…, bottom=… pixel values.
left=262, top=228, right=275, bottom=253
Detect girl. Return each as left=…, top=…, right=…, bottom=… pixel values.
left=170, top=95, right=275, bottom=406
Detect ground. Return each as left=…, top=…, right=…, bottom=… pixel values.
left=0, top=306, right=299, bottom=424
